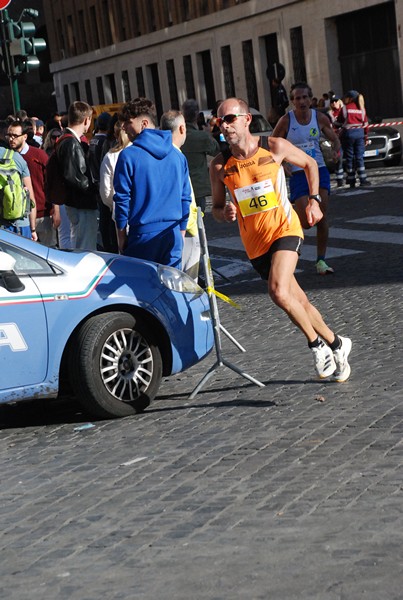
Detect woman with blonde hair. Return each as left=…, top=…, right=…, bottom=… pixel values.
left=99, top=121, right=131, bottom=230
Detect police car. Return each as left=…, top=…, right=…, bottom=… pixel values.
left=0, top=229, right=213, bottom=418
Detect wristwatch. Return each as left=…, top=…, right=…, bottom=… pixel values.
left=309, top=194, right=322, bottom=204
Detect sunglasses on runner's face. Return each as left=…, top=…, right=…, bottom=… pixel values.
left=215, top=113, right=248, bottom=127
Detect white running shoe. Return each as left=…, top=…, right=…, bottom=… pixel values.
left=311, top=339, right=336, bottom=379
left=332, top=336, right=352, bottom=382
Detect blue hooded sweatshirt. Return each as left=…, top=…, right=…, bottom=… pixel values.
left=113, top=128, right=191, bottom=234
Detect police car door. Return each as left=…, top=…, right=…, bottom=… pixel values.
left=0, top=243, right=49, bottom=389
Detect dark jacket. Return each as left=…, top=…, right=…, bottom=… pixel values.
left=57, top=131, right=98, bottom=210
left=88, top=132, right=107, bottom=187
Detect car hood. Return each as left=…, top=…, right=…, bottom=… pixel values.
left=369, top=126, right=400, bottom=137
left=42, top=248, right=165, bottom=305
left=46, top=246, right=155, bottom=272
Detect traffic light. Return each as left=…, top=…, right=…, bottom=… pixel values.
left=4, top=9, right=46, bottom=75
left=0, top=7, right=47, bottom=112
left=8, top=19, right=46, bottom=73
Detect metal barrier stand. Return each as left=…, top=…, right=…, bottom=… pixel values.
left=188, top=209, right=265, bottom=400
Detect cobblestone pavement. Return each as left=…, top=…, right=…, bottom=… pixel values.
left=1, top=168, right=403, bottom=599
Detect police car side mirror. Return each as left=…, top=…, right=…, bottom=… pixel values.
left=0, top=252, right=25, bottom=293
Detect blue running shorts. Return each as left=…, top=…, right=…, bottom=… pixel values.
left=289, top=166, right=330, bottom=202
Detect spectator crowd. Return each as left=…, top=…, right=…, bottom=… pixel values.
left=0, top=99, right=222, bottom=280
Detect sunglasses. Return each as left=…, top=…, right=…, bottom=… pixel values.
left=51, top=134, right=61, bottom=139
left=215, top=113, right=248, bottom=127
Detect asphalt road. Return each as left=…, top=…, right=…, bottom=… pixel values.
left=1, top=164, right=403, bottom=599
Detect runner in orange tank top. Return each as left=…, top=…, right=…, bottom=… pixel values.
left=210, top=97, right=352, bottom=382
left=222, top=145, right=303, bottom=260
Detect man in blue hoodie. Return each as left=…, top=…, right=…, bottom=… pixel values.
left=113, top=98, right=192, bottom=269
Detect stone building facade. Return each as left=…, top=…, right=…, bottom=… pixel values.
left=42, top=0, right=403, bottom=119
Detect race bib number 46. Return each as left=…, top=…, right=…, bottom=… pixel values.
left=234, top=179, right=278, bottom=217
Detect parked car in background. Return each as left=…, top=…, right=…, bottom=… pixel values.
left=249, top=108, right=273, bottom=140
left=0, top=230, right=213, bottom=419
left=363, top=125, right=402, bottom=166
left=321, top=123, right=402, bottom=172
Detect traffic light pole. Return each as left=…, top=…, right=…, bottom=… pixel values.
left=11, top=72, right=21, bottom=112
left=0, top=9, right=20, bottom=113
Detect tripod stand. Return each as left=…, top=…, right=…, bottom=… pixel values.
left=188, top=209, right=265, bottom=400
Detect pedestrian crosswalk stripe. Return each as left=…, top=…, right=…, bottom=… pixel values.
left=208, top=215, right=403, bottom=281
left=304, top=226, right=403, bottom=245
left=349, top=216, right=403, bottom=226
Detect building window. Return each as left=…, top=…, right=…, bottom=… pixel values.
left=57, top=19, right=66, bottom=59
left=264, top=33, right=279, bottom=76
left=183, top=55, right=195, bottom=99
left=162, top=0, right=173, bottom=26
left=200, top=0, right=209, bottom=16
left=96, top=76, right=105, bottom=104
left=166, top=60, right=179, bottom=109
left=136, top=67, right=145, bottom=97
left=200, top=50, right=216, bottom=109
left=63, top=84, right=70, bottom=109
left=121, top=70, right=131, bottom=101
left=77, top=10, right=88, bottom=53
left=146, top=3, right=157, bottom=31
left=221, top=46, right=235, bottom=97
left=290, top=26, right=307, bottom=83
left=102, top=0, right=113, bottom=45
left=85, top=79, right=93, bottom=105
left=116, top=0, right=128, bottom=41
left=242, top=40, right=259, bottom=109
left=148, top=63, right=163, bottom=119
left=66, top=15, right=77, bottom=56
left=105, top=73, right=118, bottom=103
left=90, top=6, right=101, bottom=49
left=180, top=0, right=190, bottom=21
left=72, top=81, right=80, bottom=100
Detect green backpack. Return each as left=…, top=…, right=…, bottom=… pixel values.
left=0, top=149, right=30, bottom=221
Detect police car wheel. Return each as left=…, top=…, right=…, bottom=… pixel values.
left=71, top=312, right=162, bottom=418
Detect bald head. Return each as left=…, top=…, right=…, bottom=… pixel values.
left=218, top=97, right=249, bottom=116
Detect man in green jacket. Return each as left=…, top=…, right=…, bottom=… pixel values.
left=181, top=99, right=220, bottom=213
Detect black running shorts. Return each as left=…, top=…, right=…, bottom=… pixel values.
left=250, top=236, right=303, bottom=281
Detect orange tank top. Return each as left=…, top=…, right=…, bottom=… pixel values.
left=223, top=146, right=303, bottom=259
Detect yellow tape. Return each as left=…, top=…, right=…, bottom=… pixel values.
left=206, top=286, right=241, bottom=309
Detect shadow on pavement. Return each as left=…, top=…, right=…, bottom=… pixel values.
left=0, top=396, right=98, bottom=429
left=147, top=398, right=277, bottom=412
left=0, top=376, right=342, bottom=427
